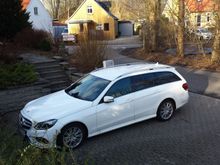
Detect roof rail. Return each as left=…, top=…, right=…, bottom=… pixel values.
left=116, top=64, right=172, bottom=79
left=92, top=62, right=148, bottom=72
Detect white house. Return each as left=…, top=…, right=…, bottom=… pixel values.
left=22, top=0, right=53, bottom=34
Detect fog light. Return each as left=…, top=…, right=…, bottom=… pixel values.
left=35, top=137, right=49, bottom=144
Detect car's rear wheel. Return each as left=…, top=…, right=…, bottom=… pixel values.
left=59, top=123, right=86, bottom=149
left=157, top=100, right=175, bottom=121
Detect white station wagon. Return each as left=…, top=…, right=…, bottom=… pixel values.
left=19, top=63, right=189, bottom=149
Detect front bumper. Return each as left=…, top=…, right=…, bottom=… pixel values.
left=19, top=114, right=61, bottom=148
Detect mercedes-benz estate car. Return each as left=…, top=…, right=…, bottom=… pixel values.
left=19, top=63, right=189, bottom=149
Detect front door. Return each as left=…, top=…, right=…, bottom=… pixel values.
left=96, top=78, right=134, bottom=132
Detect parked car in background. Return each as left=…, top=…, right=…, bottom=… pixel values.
left=62, top=28, right=76, bottom=43
left=19, top=63, right=189, bottom=149
left=195, top=28, right=213, bottom=40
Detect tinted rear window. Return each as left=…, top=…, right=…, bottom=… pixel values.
left=154, top=71, right=181, bottom=86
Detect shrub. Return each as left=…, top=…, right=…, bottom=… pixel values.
left=14, top=28, right=52, bottom=51
left=72, top=36, right=107, bottom=73
left=0, top=125, right=73, bottom=165
left=0, top=63, right=37, bottom=89
left=0, top=43, right=18, bottom=64
left=37, top=38, right=52, bottom=51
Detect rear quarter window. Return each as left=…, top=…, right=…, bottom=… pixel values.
left=154, top=71, right=181, bottom=86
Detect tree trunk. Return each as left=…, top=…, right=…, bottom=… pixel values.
left=211, top=4, right=220, bottom=64
left=54, top=0, right=60, bottom=19
left=143, top=22, right=150, bottom=53
left=149, top=0, right=157, bottom=52
left=155, top=0, right=161, bottom=49
left=177, top=0, right=185, bottom=57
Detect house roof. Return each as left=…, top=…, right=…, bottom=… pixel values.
left=185, top=0, right=218, bottom=13
left=53, top=22, right=67, bottom=26
left=95, top=0, right=118, bottom=20
left=67, top=0, right=118, bottom=22
left=69, top=19, right=93, bottom=24
left=22, top=0, right=30, bottom=10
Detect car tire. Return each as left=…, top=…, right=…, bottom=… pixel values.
left=157, top=100, right=175, bottom=121
left=58, top=123, right=86, bottom=150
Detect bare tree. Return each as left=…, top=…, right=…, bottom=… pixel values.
left=177, top=0, right=185, bottom=57
left=211, top=0, right=220, bottom=64
left=42, top=0, right=82, bottom=20
left=59, top=0, right=82, bottom=19
left=43, top=0, right=61, bottom=19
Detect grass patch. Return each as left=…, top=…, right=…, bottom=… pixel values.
left=0, top=63, right=37, bottom=89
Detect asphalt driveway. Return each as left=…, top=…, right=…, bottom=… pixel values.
left=72, top=93, right=220, bottom=165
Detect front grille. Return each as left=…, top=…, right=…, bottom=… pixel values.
left=19, top=114, right=32, bottom=130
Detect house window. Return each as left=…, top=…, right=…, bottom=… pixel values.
left=96, top=24, right=103, bottom=30
left=197, top=14, right=201, bottom=26
left=87, top=6, right=93, bottom=14
left=207, top=13, right=210, bottom=22
left=104, top=23, right=109, bottom=31
left=34, top=7, right=38, bottom=15
left=79, top=24, right=84, bottom=32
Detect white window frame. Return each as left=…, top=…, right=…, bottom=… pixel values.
left=96, top=24, right=103, bottom=30
left=87, top=6, right=93, bottom=14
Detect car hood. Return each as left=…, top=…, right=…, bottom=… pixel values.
left=21, top=90, right=92, bottom=122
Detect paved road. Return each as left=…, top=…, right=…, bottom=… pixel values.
left=73, top=93, right=220, bottom=165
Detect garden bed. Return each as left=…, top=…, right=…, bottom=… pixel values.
left=121, top=48, right=220, bottom=72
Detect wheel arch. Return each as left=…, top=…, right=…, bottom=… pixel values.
left=61, top=121, right=88, bottom=137
left=158, top=98, right=176, bottom=111
left=56, top=121, right=89, bottom=147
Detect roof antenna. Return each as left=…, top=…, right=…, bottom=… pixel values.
left=155, top=62, right=159, bottom=66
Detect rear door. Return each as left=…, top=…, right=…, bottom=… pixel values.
left=131, top=71, right=182, bottom=121
left=131, top=73, right=161, bottom=120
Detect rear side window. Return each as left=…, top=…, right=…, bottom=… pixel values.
left=154, top=72, right=181, bottom=86
left=105, top=78, right=131, bottom=98
left=131, top=73, right=154, bottom=92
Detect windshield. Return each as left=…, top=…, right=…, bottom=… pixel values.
left=200, top=29, right=209, bottom=33
left=65, top=74, right=110, bottom=101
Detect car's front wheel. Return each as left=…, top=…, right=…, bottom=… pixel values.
left=58, top=123, right=86, bottom=149
left=157, top=100, right=175, bottom=121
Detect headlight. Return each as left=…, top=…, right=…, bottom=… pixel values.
left=34, top=119, right=57, bottom=130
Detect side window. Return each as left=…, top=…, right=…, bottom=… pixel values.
left=34, top=7, right=38, bottom=15
left=131, top=73, right=154, bottom=92
left=154, top=72, right=181, bottom=86
left=104, top=23, right=109, bottom=31
left=105, top=78, right=131, bottom=98
left=87, top=6, right=93, bottom=14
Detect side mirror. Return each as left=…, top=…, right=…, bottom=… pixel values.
left=103, top=96, right=114, bottom=103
